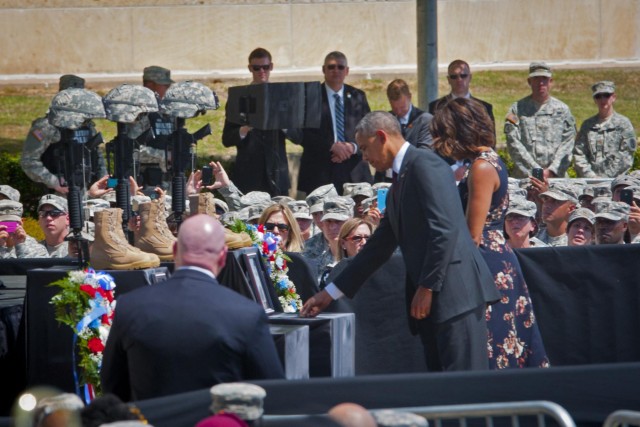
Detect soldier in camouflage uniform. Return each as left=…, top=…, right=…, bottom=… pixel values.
left=573, top=81, right=637, bottom=178
left=505, top=62, right=577, bottom=179
left=36, top=194, right=70, bottom=258
left=536, top=182, right=579, bottom=247
left=21, top=75, right=107, bottom=194
left=0, top=200, right=49, bottom=259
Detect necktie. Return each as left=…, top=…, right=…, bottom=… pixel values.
left=334, top=93, right=345, bottom=142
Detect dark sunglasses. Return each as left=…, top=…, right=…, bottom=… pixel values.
left=265, top=222, right=290, bottom=231
left=448, top=73, right=469, bottom=80
left=38, top=209, right=65, bottom=219
left=348, top=234, right=370, bottom=243
left=594, top=93, right=612, bottom=100
left=251, top=64, right=271, bottom=71
left=326, top=64, right=346, bottom=71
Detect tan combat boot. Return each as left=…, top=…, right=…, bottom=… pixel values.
left=91, top=208, right=161, bottom=270
left=189, top=192, right=216, bottom=216
left=135, top=199, right=176, bottom=261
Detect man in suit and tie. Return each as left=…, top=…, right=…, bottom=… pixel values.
left=101, top=214, right=284, bottom=401
left=293, top=51, right=372, bottom=195
left=301, top=111, right=500, bottom=371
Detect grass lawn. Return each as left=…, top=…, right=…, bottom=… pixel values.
left=1, top=67, right=639, bottom=161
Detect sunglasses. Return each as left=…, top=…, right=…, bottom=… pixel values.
left=594, top=93, right=613, bottom=100
left=265, top=222, right=290, bottom=231
left=38, top=209, right=65, bottom=219
left=348, top=234, right=370, bottom=243
left=326, top=64, right=346, bottom=71
left=448, top=73, right=469, bottom=80
left=250, top=64, right=271, bottom=71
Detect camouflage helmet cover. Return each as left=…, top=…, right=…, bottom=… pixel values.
left=48, top=88, right=106, bottom=130
left=103, top=84, right=159, bottom=123
left=160, top=81, right=219, bottom=119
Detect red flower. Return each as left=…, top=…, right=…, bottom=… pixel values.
left=262, top=242, right=268, bottom=253
left=87, top=337, right=104, bottom=354
left=258, top=224, right=264, bottom=233
left=101, top=314, right=110, bottom=325
left=80, top=285, right=97, bottom=298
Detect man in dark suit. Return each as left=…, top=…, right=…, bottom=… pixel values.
left=293, top=51, right=372, bottom=195
left=222, top=48, right=290, bottom=196
left=301, top=111, right=500, bottom=371
left=101, top=214, right=284, bottom=401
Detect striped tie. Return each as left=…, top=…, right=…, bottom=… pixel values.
left=334, top=93, right=345, bottom=142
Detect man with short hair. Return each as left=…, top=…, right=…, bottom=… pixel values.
left=222, top=48, right=290, bottom=196
left=387, top=79, right=433, bottom=148
left=293, top=51, right=372, bottom=195
left=594, top=201, right=629, bottom=245
left=537, top=183, right=578, bottom=246
left=573, top=81, right=637, bottom=178
left=102, top=214, right=284, bottom=401
left=37, top=194, right=70, bottom=257
left=505, top=62, right=577, bottom=179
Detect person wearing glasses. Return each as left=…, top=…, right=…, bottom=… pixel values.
left=429, top=59, right=494, bottom=180
left=258, top=203, right=304, bottom=252
left=504, top=62, right=577, bottom=179
left=36, top=194, right=71, bottom=257
left=292, top=51, right=372, bottom=196
left=573, top=81, right=637, bottom=178
left=222, top=48, right=291, bottom=197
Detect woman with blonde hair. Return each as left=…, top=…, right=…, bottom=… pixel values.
left=258, top=203, right=304, bottom=252
left=335, top=217, right=374, bottom=262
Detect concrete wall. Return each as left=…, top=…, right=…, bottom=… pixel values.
left=0, top=0, right=638, bottom=78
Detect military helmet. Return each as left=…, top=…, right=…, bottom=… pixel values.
left=48, top=88, right=105, bottom=130
left=103, top=84, right=158, bottom=123
left=160, top=81, right=219, bottom=119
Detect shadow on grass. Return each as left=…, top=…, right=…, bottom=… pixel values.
left=0, top=138, right=23, bottom=155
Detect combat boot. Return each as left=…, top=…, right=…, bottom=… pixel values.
left=91, top=208, right=161, bottom=270
left=189, top=192, right=216, bottom=216
left=135, top=199, right=176, bottom=261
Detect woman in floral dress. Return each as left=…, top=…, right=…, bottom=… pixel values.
left=431, top=98, right=549, bottom=369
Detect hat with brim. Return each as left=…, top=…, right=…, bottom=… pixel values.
left=210, top=383, right=266, bottom=421
left=506, top=197, right=537, bottom=218
left=306, top=184, right=338, bottom=214
left=592, top=81, right=615, bottom=97
left=540, top=184, right=578, bottom=204
left=0, top=200, right=23, bottom=221
left=528, top=62, right=552, bottom=78
left=594, top=201, right=629, bottom=222
left=568, top=207, right=595, bottom=226
left=143, top=65, right=174, bottom=85
left=38, top=194, right=68, bottom=212
left=321, top=197, right=353, bottom=222
left=288, top=200, right=312, bottom=220
left=611, top=175, right=640, bottom=191
left=0, top=185, right=20, bottom=202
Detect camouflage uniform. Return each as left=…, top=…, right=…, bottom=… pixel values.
left=0, top=200, right=50, bottom=258
left=39, top=241, right=69, bottom=258
left=21, top=118, right=106, bottom=190
left=505, top=96, right=577, bottom=178
left=301, top=232, right=330, bottom=283
left=535, top=228, right=567, bottom=247
left=573, top=112, right=637, bottom=178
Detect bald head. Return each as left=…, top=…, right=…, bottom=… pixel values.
left=175, top=214, right=227, bottom=274
left=328, top=403, right=377, bottom=427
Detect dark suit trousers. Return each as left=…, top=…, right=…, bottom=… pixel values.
left=417, top=304, right=489, bottom=371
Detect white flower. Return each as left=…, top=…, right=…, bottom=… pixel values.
left=98, top=325, right=110, bottom=344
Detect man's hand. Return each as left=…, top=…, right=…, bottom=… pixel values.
left=88, top=175, right=114, bottom=198
left=453, top=165, right=468, bottom=182
left=300, top=290, right=333, bottom=317
left=0, top=225, right=9, bottom=247
left=628, top=201, right=640, bottom=237
left=410, top=287, right=433, bottom=320
left=53, top=184, right=69, bottom=195
left=543, top=168, right=556, bottom=180
left=365, top=207, right=382, bottom=227
left=330, top=142, right=354, bottom=163
left=239, top=125, right=253, bottom=139
left=12, top=222, right=26, bottom=245
left=529, top=176, right=548, bottom=199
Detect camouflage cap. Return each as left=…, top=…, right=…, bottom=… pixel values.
left=84, top=198, right=110, bottom=219
left=219, top=210, right=245, bottom=225
left=306, top=184, right=338, bottom=214
left=143, top=65, right=174, bottom=85
left=529, top=62, right=552, bottom=78
left=0, top=185, right=20, bottom=202
left=611, top=175, right=640, bottom=191
left=372, top=182, right=392, bottom=193
left=272, top=195, right=295, bottom=205
left=540, top=182, right=579, bottom=204
left=288, top=200, right=312, bottom=220
left=81, top=220, right=95, bottom=242
left=160, top=81, right=219, bottom=118
left=343, top=182, right=374, bottom=199
left=321, top=196, right=354, bottom=222
left=592, top=81, right=616, bottom=97
left=49, top=88, right=106, bottom=130
left=371, top=410, right=428, bottom=427
left=210, top=382, right=266, bottom=421
left=508, top=187, right=528, bottom=199
left=239, top=191, right=272, bottom=209
left=38, top=194, right=68, bottom=212
left=214, top=198, right=229, bottom=214
left=247, top=204, right=268, bottom=222
left=579, top=183, right=612, bottom=202
left=101, top=190, right=117, bottom=205
left=103, top=84, right=159, bottom=124
left=568, top=207, right=595, bottom=226
left=59, top=74, right=85, bottom=91
left=594, top=200, right=630, bottom=222
left=0, top=200, right=23, bottom=221
left=35, top=392, right=84, bottom=412
left=99, top=422, right=153, bottom=427
left=506, top=196, right=537, bottom=218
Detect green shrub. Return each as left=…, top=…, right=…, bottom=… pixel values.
left=0, top=151, right=48, bottom=218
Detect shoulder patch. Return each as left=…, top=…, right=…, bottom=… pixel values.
left=506, top=113, right=519, bottom=125
left=32, top=129, right=44, bottom=142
